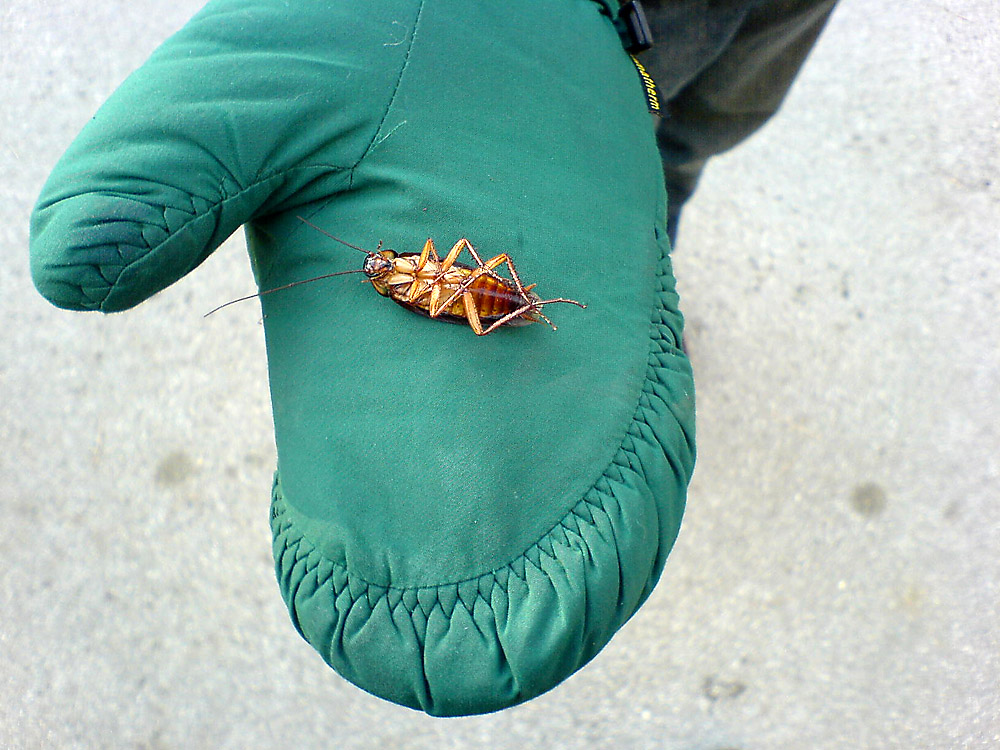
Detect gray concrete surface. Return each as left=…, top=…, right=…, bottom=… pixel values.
left=2, top=1, right=997, bottom=748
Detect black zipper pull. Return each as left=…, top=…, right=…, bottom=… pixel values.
left=618, top=1, right=653, bottom=53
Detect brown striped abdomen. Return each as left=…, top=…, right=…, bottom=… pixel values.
left=386, top=264, right=539, bottom=326
left=445, top=273, right=534, bottom=324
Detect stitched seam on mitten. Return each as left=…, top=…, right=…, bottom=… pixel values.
left=351, top=0, right=426, bottom=170
left=90, top=165, right=351, bottom=310
left=95, top=176, right=264, bottom=312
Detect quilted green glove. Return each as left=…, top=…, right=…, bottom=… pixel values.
left=30, top=0, right=695, bottom=716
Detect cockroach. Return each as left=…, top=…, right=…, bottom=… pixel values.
left=206, top=217, right=586, bottom=335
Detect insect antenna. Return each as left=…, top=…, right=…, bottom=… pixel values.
left=204, top=216, right=379, bottom=317
left=296, top=215, right=374, bottom=255
left=203, top=269, right=366, bottom=317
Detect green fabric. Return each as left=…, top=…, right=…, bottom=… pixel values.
left=30, top=0, right=695, bottom=716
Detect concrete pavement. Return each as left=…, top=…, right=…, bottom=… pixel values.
left=2, top=1, right=997, bottom=747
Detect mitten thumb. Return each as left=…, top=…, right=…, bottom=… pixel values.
left=29, top=16, right=270, bottom=313
left=29, top=0, right=411, bottom=312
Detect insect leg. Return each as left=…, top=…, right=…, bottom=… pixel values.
left=488, top=253, right=532, bottom=301
left=430, top=247, right=586, bottom=332
left=481, top=255, right=586, bottom=330
left=415, top=238, right=437, bottom=271
left=429, top=251, right=523, bottom=320
left=423, top=243, right=471, bottom=318
left=430, top=265, right=493, bottom=318
left=427, top=271, right=496, bottom=335
left=427, top=241, right=500, bottom=318
left=406, top=238, right=440, bottom=302
left=438, top=239, right=472, bottom=272
left=479, top=303, right=549, bottom=335
left=463, top=241, right=511, bottom=286
left=462, top=291, right=486, bottom=335
left=406, top=276, right=429, bottom=303
left=427, top=276, right=448, bottom=317
left=456, top=240, right=501, bottom=279
left=436, top=239, right=507, bottom=287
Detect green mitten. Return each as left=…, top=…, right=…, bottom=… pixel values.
left=30, top=0, right=695, bottom=716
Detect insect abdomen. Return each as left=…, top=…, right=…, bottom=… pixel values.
left=385, top=269, right=535, bottom=326
left=444, top=274, right=537, bottom=326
